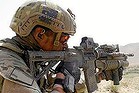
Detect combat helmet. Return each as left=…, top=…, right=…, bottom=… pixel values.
left=10, top=1, right=76, bottom=37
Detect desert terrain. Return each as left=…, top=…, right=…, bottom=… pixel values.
left=95, top=65, right=139, bottom=93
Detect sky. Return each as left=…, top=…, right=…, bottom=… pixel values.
left=0, top=0, right=139, bottom=47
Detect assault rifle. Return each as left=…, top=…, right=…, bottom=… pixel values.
left=26, top=37, right=133, bottom=93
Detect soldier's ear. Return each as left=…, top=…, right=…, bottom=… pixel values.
left=38, top=29, right=45, bottom=39
left=33, top=27, right=46, bottom=40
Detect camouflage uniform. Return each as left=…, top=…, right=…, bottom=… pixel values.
left=0, top=35, right=81, bottom=93
left=0, top=37, right=42, bottom=93
left=0, top=1, right=77, bottom=93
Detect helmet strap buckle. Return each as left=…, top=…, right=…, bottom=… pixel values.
left=54, top=32, right=62, bottom=46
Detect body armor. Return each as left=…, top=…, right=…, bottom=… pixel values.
left=0, top=38, right=42, bottom=93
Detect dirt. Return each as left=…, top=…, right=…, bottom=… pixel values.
left=78, top=65, right=139, bottom=93
left=94, top=65, right=139, bottom=93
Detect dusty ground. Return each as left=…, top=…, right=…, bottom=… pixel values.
left=77, top=65, right=139, bottom=93
left=94, top=65, right=139, bottom=93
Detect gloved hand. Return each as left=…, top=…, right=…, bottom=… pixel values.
left=54, top=61, right=81, bottom=93
left=55, top=61, right=81, bottom=83
left=96, top=67, right=124, bottom=84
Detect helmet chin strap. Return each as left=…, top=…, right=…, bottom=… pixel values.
left=53, top=32, right=62, bottom=48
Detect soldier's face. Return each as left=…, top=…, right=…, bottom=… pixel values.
left=33, top=27, right=69, bottom=51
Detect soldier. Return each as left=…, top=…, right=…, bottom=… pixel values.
left=0, top=1, right=80, bottom=93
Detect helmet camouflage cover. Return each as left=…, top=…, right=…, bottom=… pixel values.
left=10, top=1, right=76, bottom=37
